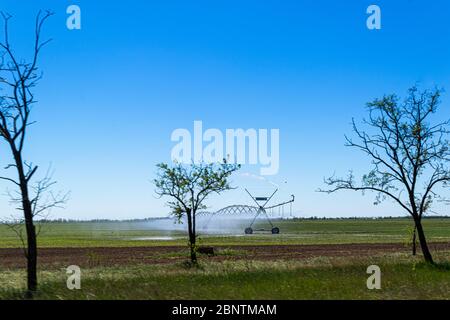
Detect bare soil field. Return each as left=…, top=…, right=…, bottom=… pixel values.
left=1, top=242, right=450, bottom=269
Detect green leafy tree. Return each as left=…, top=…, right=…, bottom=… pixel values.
left=321, top=86, right=450, bottom=264
left=154, top=160, right=240, bottom=263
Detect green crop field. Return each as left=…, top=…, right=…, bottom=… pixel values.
left=1, top=218, right=450, bottom=248
left=0, top=218, right=450, bottom=248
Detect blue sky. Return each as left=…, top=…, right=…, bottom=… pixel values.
left=0, top=0, right=449, bottom=219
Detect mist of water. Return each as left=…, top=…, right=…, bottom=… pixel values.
left=140, top=215, right=270, bottom=236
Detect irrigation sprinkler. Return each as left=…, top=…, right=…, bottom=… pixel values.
left=199, top=188, right=295, bottom=235
left=243, top=189, right=295, bottom=235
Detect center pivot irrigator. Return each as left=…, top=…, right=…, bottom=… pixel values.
left=199, top=188, right=295, bottom=234
left=243, top=189, right=295, bottom=234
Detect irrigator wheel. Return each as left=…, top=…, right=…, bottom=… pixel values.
left=245, top=227, right=253, bottom=234
left=271, top=227, right=280, bottom=234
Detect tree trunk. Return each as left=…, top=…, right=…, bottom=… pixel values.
left=25, top=217, right=37, bottom=296
left=189, top=233, right=197, bottom=264
left=13, top=150, right=38, bottom=296
left=186, top=209, right=197, bottom=264
left=414, top=217, right=434, bottom=264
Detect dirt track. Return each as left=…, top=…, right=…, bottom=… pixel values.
left=1, top=242, right=449, bottom=269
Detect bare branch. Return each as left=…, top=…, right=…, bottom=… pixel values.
left=322, top=87, right=450, bottom=219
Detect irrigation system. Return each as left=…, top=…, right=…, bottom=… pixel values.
left=200, top=189, right=295, bottom=234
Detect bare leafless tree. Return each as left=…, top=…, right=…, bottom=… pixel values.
left=320, top=86, right=450, bottom=264
left=2, top=171, right=68, bottom=255
left=0, top=11, right=66, bottom=296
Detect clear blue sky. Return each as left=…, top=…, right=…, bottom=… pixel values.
left=0, top=0, right=449, bottom=219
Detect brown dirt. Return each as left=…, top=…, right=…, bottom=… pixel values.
left=1, top=242, right=449, bottom=269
